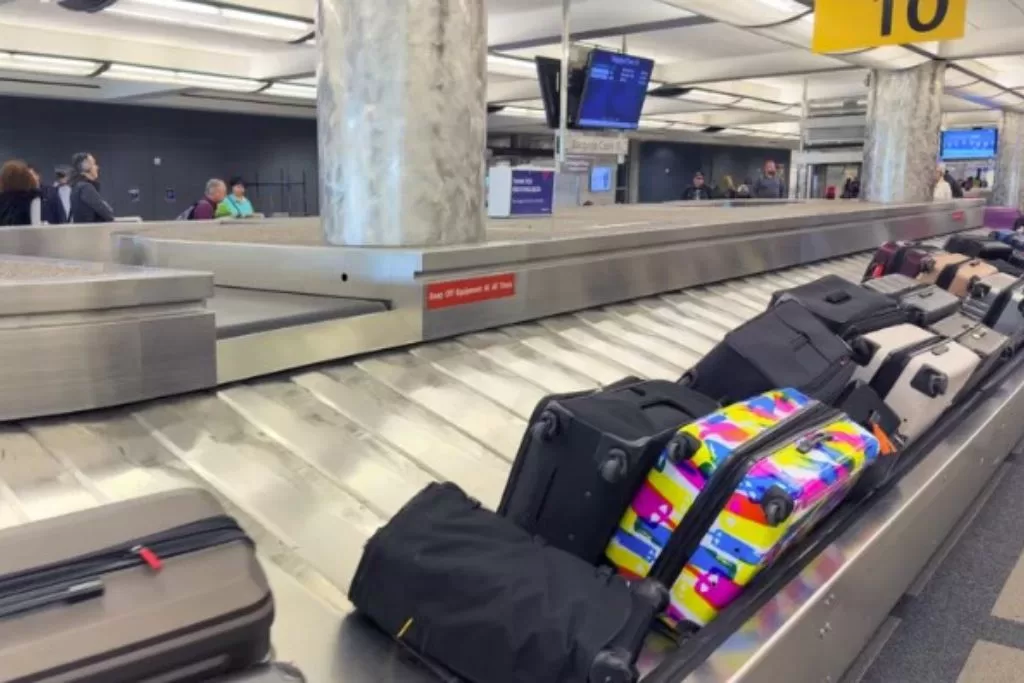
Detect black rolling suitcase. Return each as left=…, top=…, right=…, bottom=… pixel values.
left=0, top=490, right=273, bottom=683
left=861, top=273, right=926, bottom=298
left=771, top=275, right=909, bottom=338
left=351, top=482, right=668, bottom=683
left=499, top=378, right=717, bottom=564
left=944, top=235, right=1014, bottom=261
left=683, top=300, right=856, bottom=405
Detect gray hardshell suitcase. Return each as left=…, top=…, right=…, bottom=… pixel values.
left=213, top=663, right=306, bottom=682
left=962, top=272, right=1020, bottom=323
left=0, top=489, right=273, bottom=683
left=985, top=278, right=1024, bottom=338
left=870, top=338, right=981, bottom=442
left=930, top=312, right=980, bottom=339
left=898, top=285, right=961, bottom=326
left=862, top=274, right=924, bottom=298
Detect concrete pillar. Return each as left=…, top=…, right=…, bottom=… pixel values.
left=993, top=110, right=1024, bottom=211
left=317, top=0, right=487, bottom=246
left=862, top=62, right=945, bottom=203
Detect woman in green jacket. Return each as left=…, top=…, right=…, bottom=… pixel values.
left=216, top=177, right=255, bottom=218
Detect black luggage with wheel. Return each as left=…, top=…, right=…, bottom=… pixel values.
left=944, top=235, right=1014, bottom=261
left=836, top=381, right=902, bottom=499
left=350, top=482, right=669, bottom=683
left=683, top=299, right=856, bottom=405
left=771, top=275, right=909, bottom=338
left=499, top=378, right=717, bottom=564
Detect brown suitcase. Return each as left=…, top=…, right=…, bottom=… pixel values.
left=0, top=489, right=273, bottom=683
left=917, top=251, right=969, bottom=285
left=938, top=258, right=1000, bottom=297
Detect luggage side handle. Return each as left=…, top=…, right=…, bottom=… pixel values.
left=824, top=290, right=852, bottom=305
left=0, top=578, right=105, bottom=620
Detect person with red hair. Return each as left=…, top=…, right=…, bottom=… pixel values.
left=0, top=159, right=41, bottom=226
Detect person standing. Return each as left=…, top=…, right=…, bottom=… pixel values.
left=215, top=177, right=255, bottom=218
left=189, top=179, right=227, bottom=220
left=41, top=168, right=71, bottom=224
left=69, top=152, right=115, bottom=223
left=0, top=160, right=42, bottom=226
left=933, top=165, right=953, bottom=201
left=682, top=171, right=713, bottom=200
left=751, top=160, right=786, bottom=199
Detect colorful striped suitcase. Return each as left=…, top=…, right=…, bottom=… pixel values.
left=606, top=388, right=880, bottom=632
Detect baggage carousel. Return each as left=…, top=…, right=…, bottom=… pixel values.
left=0, top=199, right=1016, bottom=683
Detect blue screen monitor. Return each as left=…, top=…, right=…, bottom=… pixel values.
left=941, top=128, right=998, bottom=160
left=590, top=166, right=613, bottom=193
left=576, top=49, right=654, bottom=130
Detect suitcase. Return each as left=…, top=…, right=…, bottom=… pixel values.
left=683, top=300, right=856, bottom=406
left=990, top=229, right=1015, bottom=244
left=850, top=324, right=940, bottom=386
left=213, top=664, right=306, bottom=682
left=930, top=312, right=980, bottom=339
left=962, top=272, right=1020, bottom=322
left=835, top=382, right=903, bottom=499
left=350, top=482, right=669, bottom=683
left=861, top=273, right=925, bottom=298
left=770, top=275, right=909, bottom=338
left=605, top=388, right=880, bottom=631
left=945, top=235, right=1014, bottom=261
left=863, top=242, right=937, bottom=279
left=870, top=338, right=981, bottom=441
left=984, top=277, right=1024, bottom=338
left=0, top=489, right=273, bottom=683
left=499, top=378, right=718, bottom=565
left=898, top=285, right=961, bottom=325
left=917, top=252, right=969, bottom=285
left=937, top=258, right=999, bottom=298
left=940, top=322, right=1014, bottom=400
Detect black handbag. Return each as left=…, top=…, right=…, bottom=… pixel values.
left=682, top=299, right=856, bottom=405
left=499, top=378, right=718, bottom=565
left=350, top=482, right=669, bottom=683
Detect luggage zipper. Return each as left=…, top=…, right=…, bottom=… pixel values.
left=0, top=516, right=249, bottom=608
left=649, top=402, right=839, bottom=585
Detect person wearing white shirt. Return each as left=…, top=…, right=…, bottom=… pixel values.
left=933, top=165, right=953, bottom=201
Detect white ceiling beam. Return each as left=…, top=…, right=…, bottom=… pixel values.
left=0, top=22, right=255, bottom=77
left=217, top=0, right=314, bottom=20
left=487, top=78, right=541, bottom=103
left=688, top=79, right=786, bottom=102
left=656, top=51, right=852, bottom=85
left=95, top=81, right=189, bottom=101
left=249, top=47, right=316, bottom=81
left=937, top=27, right=1024, bottom=61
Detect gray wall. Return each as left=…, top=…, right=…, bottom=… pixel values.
left=638, top=140, right=792, bottom=203
left=0, top=97, right=318, bottom=221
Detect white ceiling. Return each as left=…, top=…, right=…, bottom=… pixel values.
left=0, top=0, right=1023, bottom=145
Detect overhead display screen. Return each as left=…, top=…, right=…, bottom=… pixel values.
left=941, top=128, right=998, bottom=160
left=575, top=49, right=654, bottom=130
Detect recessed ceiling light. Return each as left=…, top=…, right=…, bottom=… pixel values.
left=102, top=63, right=263, bottom=92
left=105, top=0, right=312, bottom=42
left=0, top=52, right=100, bottom=77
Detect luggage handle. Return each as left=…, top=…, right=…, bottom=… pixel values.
left=824, top=290, right=852, bottom=305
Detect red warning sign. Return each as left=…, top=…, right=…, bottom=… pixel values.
left=426, top=273, right=517, bottom=310
left=952, top=210, right=965, bottom=221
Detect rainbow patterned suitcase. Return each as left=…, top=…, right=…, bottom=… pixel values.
left=606, top=388, right=880, bottom=631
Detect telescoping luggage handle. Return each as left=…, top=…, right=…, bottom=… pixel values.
left=0, top=516, right=250, bottom=621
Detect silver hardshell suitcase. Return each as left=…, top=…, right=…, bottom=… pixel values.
left=962, top=272, right=1020, bottom=322
left=862, top=274, right=923, bottom=297
left=870, top=338, right=981, bottom=441
left=987, top=279, right=1024, bottom=338
left=898, top=285, right=961, bottom=326
left=851, top=323, right=940, bottom=386
left=213, top=663, right=306, bottom=682
left=0, top=489, right=273, bottom=683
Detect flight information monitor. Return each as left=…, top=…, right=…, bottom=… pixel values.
left=941, top=128, right=998, bottom=160
left=575, top=49, right=654, bottom=130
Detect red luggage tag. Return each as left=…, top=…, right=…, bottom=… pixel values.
left=133, top=545, right=163, bottom=572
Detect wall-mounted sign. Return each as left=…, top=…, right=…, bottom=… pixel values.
left=562, top=157, right=592, bottom=174
left=561, top=132, right=629, bottom=157
left=813, top=0, right=967, bottom=53
left=488, top=166, right=555, bottom=217
left=164, top=188, right=176, bottom=202
left=128, top=188, right=140, bottom=203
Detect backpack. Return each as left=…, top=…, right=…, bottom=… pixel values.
left=176, top=202, right=200, bottom=221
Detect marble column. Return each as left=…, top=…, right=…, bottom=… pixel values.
left=862, top=62, right=945, bottom=204
left=993, top=110, right=1024, bottom=211
left=317, top=0, right=487, bottom=246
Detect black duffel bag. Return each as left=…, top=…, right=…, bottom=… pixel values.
left=682, top=299, right=856, bottom=405
left=499, top=378, right=718, bottom=565
left=350, top=482, right=668, bottom=683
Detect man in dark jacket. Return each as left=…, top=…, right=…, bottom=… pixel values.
left=69, top=152, right=115, bottom=223
left=682, top=172, right=713, bottom=200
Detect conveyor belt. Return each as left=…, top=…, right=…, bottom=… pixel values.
left=0, top=250, right=878, bottom=681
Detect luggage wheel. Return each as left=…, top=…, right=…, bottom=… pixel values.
left=665, top=433, right=702, bottom=464
left=600, top=449, right=629, bottom=483
left=761, top=485, right=795, bottom=526
left=589, top=648, right=638, bottom=683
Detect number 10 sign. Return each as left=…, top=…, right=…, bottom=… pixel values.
left=812, top=0, right=966, bottom=53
